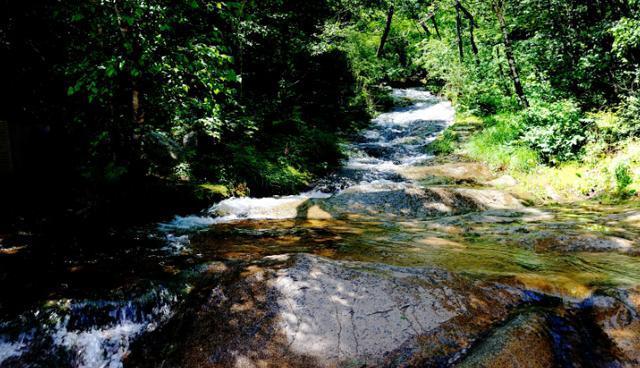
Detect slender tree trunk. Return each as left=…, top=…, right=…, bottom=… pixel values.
left=494, top=47, right=511, bottom=94
left=468, top=23, right=479, bottom=65
left=132, top=87, right=142, bottom=124
left=377, top=5, right=394, bottom=58
left=113, top=1, right=144, bottom=125
left=457, top=1, right=479, bottom=64
left=113, top=0, right=145, bottom=176
left=423, top=10, right=441, bottom=39
left=419, top=20, right=430, bottom=35
left=455, top=4, right=464, bottom=61
left=493, top=0, right=528, bottom=107
left=431, top=16, right=441, bottom=39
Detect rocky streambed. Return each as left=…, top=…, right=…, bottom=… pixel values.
left=1, top=89, right=639, bottom=367
left=127, top=253, right=640, bottom=367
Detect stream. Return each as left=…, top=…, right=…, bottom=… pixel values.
left=1, top=89, right=639, bottom=367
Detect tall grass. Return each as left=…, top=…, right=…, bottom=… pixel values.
left=464, top=114, right=539, bottom=172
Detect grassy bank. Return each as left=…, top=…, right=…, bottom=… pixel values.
left=434, top=110, right=640, bottom=205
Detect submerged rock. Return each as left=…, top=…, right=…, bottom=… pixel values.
left=532, top=234, right=636, bottom=253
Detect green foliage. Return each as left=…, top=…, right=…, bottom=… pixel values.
left=612, top=17, right=640, bottom=61
left=228, top=145, right=311, bottom=195
left=615, top=163, right=635, bottom=196
left=7, top=0, right=640, bottom=203
left=519, top=100, right=594, bottom=164
left=428, top=128, right=458, bottom=155
left=618, top=93, right=640, bottom=138
left=465, top=114, right=539, bottom=172
left=7, top=0, right=371, bottom=197
left=56, top=1, right=241, bottom=180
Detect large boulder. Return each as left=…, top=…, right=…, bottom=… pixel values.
left=128, top=254, right=526, bottom=367
left=323, top=182, right=524, bottom=219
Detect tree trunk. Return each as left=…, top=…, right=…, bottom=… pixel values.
left=493, top=0, right=528, bottom=107
left=468, top=22, right=479, bottom=65
left=113, top=1, right=144, bottom=125
left=431, top=16, right=441, bottom=39
left=494, top=47, right=511, bottom=94
left=457, top=1, right=479, bottom=64
left=455, top=4, right=464, bottom=61
left=132, top=88, right=142, bottom=124
left=419, top=20, right=430, bottom=35
left=377, top=6, right=394, bottom=58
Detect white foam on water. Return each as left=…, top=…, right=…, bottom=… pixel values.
left=158, top=215, right=217, bottom=231
left=162, top=234, right=191, bottom=254
left=345, top=158, right=401, bottom=172
left=0, top=289, right=177, bottom=368
left=158, top=190, right=333, bottom=232
left=156, top=88, right=451, bottom=250
left=0, top=339, right=26, bottom=364
left=345, top=152, right=433, bottom=173
left=362, top=129, right=381, bottom=140
left=51, top=298, right=173, bottom=368
left=53, top=320, right=147, bottom=368
left=210, top=190, right=331, bottom=220
left=398, top=153, right=433, bottom=166
left=390, top=88, right=438, bottom=101
left=373, top=101, right=455, bottom=127
left=339, top=180, right=410, bottom=194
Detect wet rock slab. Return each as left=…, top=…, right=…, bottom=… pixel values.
left=323, top=182, right=525, bottom=219
left=398, top=162, right=494, bottom=183
left=589, top=287, right=640, bottom=366
left=456, top=311, right=555, bottom=368
left=271, top=254, right=459, bottom=364
left=128, top=254, right=526, bottom=367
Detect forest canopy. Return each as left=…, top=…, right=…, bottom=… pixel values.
left=3, top=0, right=640, bottom=213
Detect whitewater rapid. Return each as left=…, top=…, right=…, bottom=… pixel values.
left=159, top=88, right=454, bottom=233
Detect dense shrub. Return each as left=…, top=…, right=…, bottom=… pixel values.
left=615, top=162, right=634, bottom=194
left=618, top=93, right=640, bottom=138
left=520, top=100, right=595, bottom=164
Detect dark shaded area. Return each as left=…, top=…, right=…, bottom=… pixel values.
left=0, top=0, right=370, bottom=244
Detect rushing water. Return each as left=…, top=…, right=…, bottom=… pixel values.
left=1, top=88, right=639, bottom=367
left=160, top=89, right=454, bottom=231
